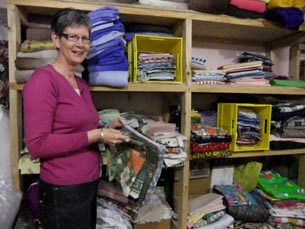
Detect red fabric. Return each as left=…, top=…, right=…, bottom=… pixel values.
left=229, top=0, right=266, bottom=13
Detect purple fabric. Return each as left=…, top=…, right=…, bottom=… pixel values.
left=91, top=21, right=124, bottom=41
left=23, top=65, right=100, bottom=185
left=87, top=55, right=128, bottom=72
left=264, top=7, right=304, bottom=30
left=88, top=38, right=125, bottom=58
left=89, top=71, right=128, bottom=88
left=87, top=46, right=125, bottom=65
left=87, top=6, right=119, bottom=23
left=26, top=181, right=39, bottom=219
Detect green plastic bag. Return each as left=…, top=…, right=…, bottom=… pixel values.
left=234, top=161, right=262, bottom=192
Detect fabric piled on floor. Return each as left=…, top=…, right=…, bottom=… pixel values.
left=187, top=193, right=232, bottom=228
left=87, top=6, right=129, bottom=88
left=255, top=171, right=305, bottom=228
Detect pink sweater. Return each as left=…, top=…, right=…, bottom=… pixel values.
left=23, top=65, right=100, bottom=185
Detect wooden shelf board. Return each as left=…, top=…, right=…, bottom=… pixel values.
left=10, top=82, right=305, bottom=95
left=9, top=82, right=188, bottom=92
left=8, top=0, right=305, bottom=45
left=229, top=149, right=305, bottom=158
left=190, top=84, right=305, bottom=95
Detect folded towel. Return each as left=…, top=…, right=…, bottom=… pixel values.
left=89, top=71, right=128, bottom=88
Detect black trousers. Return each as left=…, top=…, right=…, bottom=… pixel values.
left=38, top=179, right=98, bottom=229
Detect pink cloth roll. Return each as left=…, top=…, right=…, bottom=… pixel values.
left=229, top=0, right=266, bottom=13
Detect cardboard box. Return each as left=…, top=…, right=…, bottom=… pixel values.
left=134, top=219, right=171, bottom=229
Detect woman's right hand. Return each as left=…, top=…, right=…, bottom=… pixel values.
left=99, top=127, right=129, bottom=145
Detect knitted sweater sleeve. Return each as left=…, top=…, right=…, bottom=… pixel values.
left=23, top=68, right=89, bottom=159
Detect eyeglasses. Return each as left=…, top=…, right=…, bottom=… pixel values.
left=61, top=33, right=91, bottom=45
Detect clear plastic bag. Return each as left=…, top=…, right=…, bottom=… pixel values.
left=0, top=179, right=22, bottom=229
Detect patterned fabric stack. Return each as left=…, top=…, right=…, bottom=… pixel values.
left=87, top=6, right=129, bottom=88
left=15, top=40, right=57, bottom=83
left=270, top=103, right=305, bottom=150
left=190, top=124, right=232, bottom=159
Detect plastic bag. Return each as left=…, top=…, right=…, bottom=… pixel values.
left=234, top=161, right=262, bottom=192
left=0, top=180, right=22, bottom=229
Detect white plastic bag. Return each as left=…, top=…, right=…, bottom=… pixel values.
left=0, top=180, right=22, bottom=229
left=0, top=104, right=11, bottom=183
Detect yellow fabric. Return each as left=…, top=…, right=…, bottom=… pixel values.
left=268, top=0, right=305, bottom=9
left=20, top=40, right=56, bottom=53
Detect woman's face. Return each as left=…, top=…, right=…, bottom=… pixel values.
left=53, top=25, right=90, bottom=66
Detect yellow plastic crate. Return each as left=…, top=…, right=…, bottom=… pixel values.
left=217, top=103, right=272, bottom=152
left=128, top=34, right=183, bottom=83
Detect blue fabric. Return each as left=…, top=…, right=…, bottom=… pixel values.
left=89, top=71, right=128, bottom=88
left=91, top=31, right=124, bottom=47
left=91, top=21, right=124, bottom=40
left=87, top=46, right=125, bottom=65
left=87, top=6, right=119, bottom=22
left=87, top=55, right=128, bottom=72
left=88, top=38, right=125, bottom=59
left=264, top=7, right=304, bottom=30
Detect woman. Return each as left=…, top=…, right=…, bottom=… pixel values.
left=23, top=8, right=129, bottom=229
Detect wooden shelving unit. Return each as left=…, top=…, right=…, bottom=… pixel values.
left=7, top=1, right=305, bottom=228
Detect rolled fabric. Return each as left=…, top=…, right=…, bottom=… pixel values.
left=229, top=0, right=266, bottom=14
left=17, top=50, right=58, bottom=59
left=15, top=58, right=55, bottom=70
left=89, top=71, right=128, bottom=88
left=15, top=69, right=35, bottom=83
left=20, top=40, right=56, bottom=53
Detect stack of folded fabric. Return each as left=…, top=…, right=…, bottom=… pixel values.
left=124, top=23, right=173, bottom=42
left=226, top=0, right=267, bottom=19
left=270, top=102, right=305, bottom=150
left=256, top=171, right=305, bottom=228
left=187, top=193, right=230, bottom=228
left=265, top=0, right=305, bottom=30
left=15, top=40, right=57, bottom=83
left=87, top=7, right=129, bottom=88
left=137, top=52, right=177, bottom=82
left=190, top=124, right=232, bottom=159
left=236, top=107, right=262, bottom=147
left=218, top=61, right=269, bottom=86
